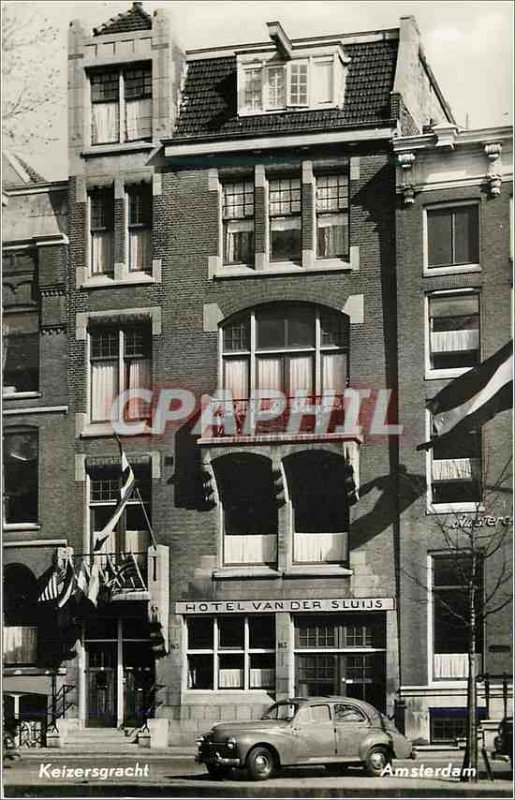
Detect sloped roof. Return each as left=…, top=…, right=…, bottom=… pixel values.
left=2, top=152, right=46, bottom=189
left=93, top=1, right=152, bottom=36
left=174, top=39, right=399, bottom=141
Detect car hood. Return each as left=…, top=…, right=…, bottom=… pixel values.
left=209, top=719, right=289, bottom=739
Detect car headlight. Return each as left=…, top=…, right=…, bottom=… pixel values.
left=196, top=735, right=205, bottom=746
left=226, top=737, right=237, bottom=749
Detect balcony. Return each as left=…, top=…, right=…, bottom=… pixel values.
left=202, top=395, right=352, bottom=443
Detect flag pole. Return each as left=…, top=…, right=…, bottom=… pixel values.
left=135, top=485, right=158, bottom=549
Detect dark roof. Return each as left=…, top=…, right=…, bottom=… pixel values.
left=174, top=39, right=398, bottom=141
left=93, top=1, right=151, bottom=36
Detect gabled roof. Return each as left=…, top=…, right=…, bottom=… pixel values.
left=174, top=39, right=399, bottom=142
left=2, top=152, right=46, bottom=189
left=93, top=1, right=152, bottom=37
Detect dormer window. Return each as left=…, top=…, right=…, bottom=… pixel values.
left=90, top=63, right=152, bottom=145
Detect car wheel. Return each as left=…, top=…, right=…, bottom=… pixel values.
left=246, top=746, right=276, bottom=781
left=206, top=763, right=231, bottom=780
left=364, top=746, right=390, bottom=777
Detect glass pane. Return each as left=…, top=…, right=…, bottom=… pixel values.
left=125, top=98, right=152, bottom=141
left=129, top=228, right=152, bottom=272
left=317, top=217, right=348, bottom=258
left=218, top=617, right=244, bottom=650
left=257, top=357, right=283, bottom=392
left=267, top=66, right=286, bottom=108
left=3, top=432, right=38, bottom=524
left=223, top=182, right=254, bottom=219
left=250, top=653, right=275, bottom=688
left=289, top=355, right=313, bottom=394
left=454, top=206, right=479, bottom=264
left=224, top=359, right=249, bottom=399
left=91, top=102, right=119, bottom=145
left=428, top=209, right=453, bottom=267
left=124, top=66, right=152, bottom=100
left=224, top=225, right=254, bottom=264
left=257, top=309, right=285, bottom=349
left=188, top=618, right=213, bottom=650
left=433, top=556, right=473, bottom=588
left=188, top=654, right=213, bottom=689
left=287, top=308, right=314, bottom=347
left=223, top=317, right=250, bottom=351
left=434, top=589, right=469, bottom=652
left=218, top=654, right=244, bottom=688
left=322, top=353, right=347, bottom=393
left=91, top=361, right=118, bottom=423
left=312, top=61, right=333, bottom=105
left=91, top=71, right=119, bottom=102
left=270, top=224, right=302, bottom=262
left=3, top=334, right=39, bottom=393
left=249, top=616, right=275, bottom=649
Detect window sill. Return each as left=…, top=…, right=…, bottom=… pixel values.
left=3, top=391, right=41, bottom=400
left=82, top=142, right=155, bottom=157
left=425, top=368, right=475, bottom=381
left=80, top=422, right=153, bottom=438
left=80, top=273, right=156, bottom=289
left=3, top=523, right=41, bottom=531
left=286, top=564, right=353, bottom=577
left=213, top=567, right=281, bottom=580
left=423, top=263, right=481, bottom=277
left=427, top=502, right=485, bottom=515
left=213, top=261, right=353, bottom=279
left=4, top=666, right=67, bottom=677
left=238, top=104, right=340, bottom=117
left=183, top=689, right=274, bottom=698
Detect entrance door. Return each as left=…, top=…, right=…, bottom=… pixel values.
left=123, top=642, right=155, bottom=727
left=86, top=643, right=117, bottom=727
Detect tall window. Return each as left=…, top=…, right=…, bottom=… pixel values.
left=267, top=66, right=286, bottom=109
left=222, top=181, right=254, bottom=265
left=3, top=565, right=39, bottom=666
left=289, top=62, right=308, bottom=106
left=294, top=614, right=386, bottom=709
left=428, top=292, right=479, bottom=372
left=127, top=184, right=152, bottom=272
left=3, top=430, right=38, bottom=524
left=89, top=188, right=114, bottom=276
left=430, top=426, right=481, bottom=506
left=89, top=463, right=151, bottom=555
left=90, top=64, right=152, bottom=145
left=187, top=616, right=275, bottom=691
left=222, top=305, right=348, bottom=407
left=431, top=554, right=483, bottom=680
left=89, top=326, right=151, bottom=423
left=427, top=204, right=479, bottom=269
left=3, top=251, right=39, bottom=394
left=316, top=174, right=349, bottom=259
left=269, top=177, right=301, bottom=262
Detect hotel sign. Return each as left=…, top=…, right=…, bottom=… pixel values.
left=175, top=598, right=395, bottom=614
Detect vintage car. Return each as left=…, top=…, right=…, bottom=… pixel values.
left=196, top=696, right=414, bottom=780
left=492, top=716, right=513, bottom=764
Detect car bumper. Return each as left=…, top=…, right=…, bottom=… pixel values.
left=196, top=747, right=242, bottom=768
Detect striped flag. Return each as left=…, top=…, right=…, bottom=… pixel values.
left=418, top=340, right=513, bottom=450
left=57, top=557, right=76, bottom=608
left=38, top=555, right=76, bottom=606
left=93, top=449, right=136, bottom=552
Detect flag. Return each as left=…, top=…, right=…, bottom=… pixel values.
left=93, top=449, right=136, bottom=552
left=57, top=557, right=76, bottom=608
left=105, top=553, right=146, bottom=594
left=75, top=560, right=91, bottom=600
left=38, top=555, right=75, bottom=605
left=418, top=340, right=513, bottom=450
left=87, top=562, right=101, bottom=607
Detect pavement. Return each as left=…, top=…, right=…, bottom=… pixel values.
left=3, top=748, right=513, bottom=798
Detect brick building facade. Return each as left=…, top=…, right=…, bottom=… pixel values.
left=2, top=1, right=512, bottom=749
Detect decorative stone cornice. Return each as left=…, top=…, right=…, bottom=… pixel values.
left=396, top=151, right=416, bottom=206
left=432, top=122, right=459, bottom=150
left=484, top=142, right=503, bottom=196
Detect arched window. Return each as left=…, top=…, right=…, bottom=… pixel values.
left=220, top=304, right=349, bottom=432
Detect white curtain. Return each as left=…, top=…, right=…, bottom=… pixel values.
left=91, top=103, right=119, bottom=144
left=129, top=228, right=152, bottom=272
left=431, top=329, right=479, bottom=353
left=91, top=231, right=114, bottom=275
left=289, top=355, right=313, bottom=394
left=224, top=533, right=277, bottom=564
left=125, top=98, right=152, bottom=141
left=3, top=626, right=37, bottom=664
left=91, top=361, right=118, bottom=422
left=294, top=532, right=347, bottom=563
left=224, top=220, right=253, bottom=263
left=317, top=215, right=347, bottom=257
left=433, top=653, right=469, bottom=679
left=126, top=358, right=151, bottom=420
left=250, top=668, right=275, bottom=689
left=224, top=359, right=248, bottom=400
left=432, top=458, right=478, bottom=481
left=257, top=357, right=282, bottom=393
left=322, top=352, right=347, bottom=393
left=218, top=668, right=244, bottom=689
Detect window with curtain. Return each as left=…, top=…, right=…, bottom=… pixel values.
left=222, top=181, right=254, bottom=265
left=427, top=204, right=479, bottom=268
left=3, top=318, right=39, bottom=394
left=221, top=305, right=349, bottom=419
left=428, top=292, right=480, bottom=371
left=3, top=565, right=39, bottom=665
left=430, top=424, right=481, bottom=505
left=127, top=184, right=152, bottom=272
left=431, top=554, right=483, bottom=680
left=269, top=178, right=302, bottom=262
left=89, top=188, right=114, bottom=276
left=3, top=430, right=38, bottom=524
left=187, top=616, right=275, bottom=691
left=316, top=174, right=349, bottom=259
left=90, top=64, right=152, bottom=145
left=89, top=463, right=151, bottom=556
left=89, top=326, right=151, bottom=423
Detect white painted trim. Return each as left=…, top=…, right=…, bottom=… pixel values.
left=424, top=289, right=480, bottom=380
left=393, top=126, right=513, bottom=152
left=3, top=392, right=41, bottom=401
left=3, top=539, right=67, bottom=547
left=76, top=306, right=162, bottom=339
left=4, top=184, right=68, bottom=196
left=165, top=127, right=395, bottom=158
left=423, top=199, right=481, bottom=276
left=2, top=234, right=68, bottom=248
left=3, top=406, right=68, bottom=416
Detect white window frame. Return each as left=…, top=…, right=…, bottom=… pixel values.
left=424, top=289, right=481, bottom=380
left=221, top=179, right=255, bottom=266
left=3, top=427, right=39, bottom=530
left=125, top=183, right=153, bottom=274
left=238, top=53, right=343, bottom=116
left=88, top=188, right=115, bottom=278
left=89, top=63, right=152, bottom=147
left=184, top=615, right=276, bottom=694
left=315, top=173, right=350, bottom=261
left=427, top=552, right=484, bottom=686
left=425, top=410, right=484, bottom=514
left=423, top=200, right=481, bottom=277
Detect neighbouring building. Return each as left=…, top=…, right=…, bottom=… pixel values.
left=2, top=0, right=512, bottom=749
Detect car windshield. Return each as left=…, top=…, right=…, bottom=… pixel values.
left=261, top=702, right=298, bottom=721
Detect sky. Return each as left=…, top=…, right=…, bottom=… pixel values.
left=2, top=0, right=513, bottom=181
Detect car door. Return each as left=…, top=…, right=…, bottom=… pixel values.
left=291, top=703, right=337, bottom=762
left=334, top=702, right=371, bottom=759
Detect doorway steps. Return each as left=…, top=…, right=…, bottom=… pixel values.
left=62, top=726, right=139, bottom=751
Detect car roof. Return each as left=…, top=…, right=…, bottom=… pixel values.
left=282, top=696, right=382, bottom=716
